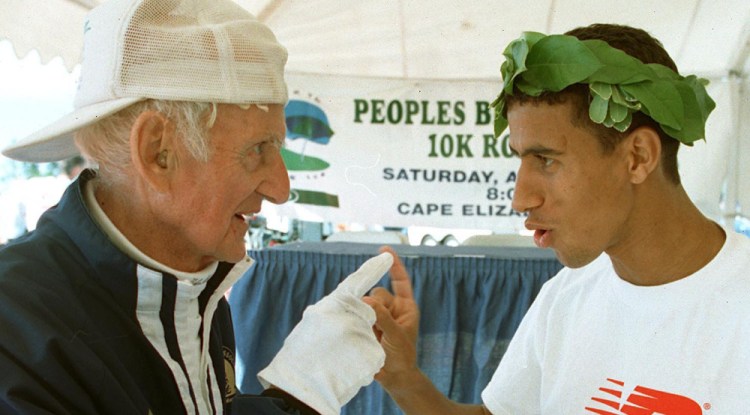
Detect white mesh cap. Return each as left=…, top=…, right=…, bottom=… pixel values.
left=3, top=0, right=288, bottom=162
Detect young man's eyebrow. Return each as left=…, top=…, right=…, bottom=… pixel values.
left=509, top=144, right=564, bottom=158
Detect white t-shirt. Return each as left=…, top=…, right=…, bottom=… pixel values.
left=482, top=229, right=750, bottom=415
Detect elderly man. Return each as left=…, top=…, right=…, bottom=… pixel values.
left=367, top=24, right=750, bottom=414
left=0, top=0, right=389, bottom=414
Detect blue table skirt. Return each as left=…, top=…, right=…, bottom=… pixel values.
left=229, top=242, right=562, bottom=414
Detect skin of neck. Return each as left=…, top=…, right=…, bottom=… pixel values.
left=93, top=173, right=207, bottom=273
left=607, top=166, right=725, bottom=286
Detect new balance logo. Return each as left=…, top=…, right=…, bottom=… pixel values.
left=586, top=378, right=703, bottom=415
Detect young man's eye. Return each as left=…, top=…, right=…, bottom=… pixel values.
left=536, top=155, right=553, bottom=167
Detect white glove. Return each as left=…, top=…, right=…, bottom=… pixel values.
left=257, top=252, right=393, bottom=415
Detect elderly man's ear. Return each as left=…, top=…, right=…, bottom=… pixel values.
left=130, top=110, right=177, bottom=191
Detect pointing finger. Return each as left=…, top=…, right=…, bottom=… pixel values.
left=335, top=252, right=394, bottom=297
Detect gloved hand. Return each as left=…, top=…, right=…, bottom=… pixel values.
left=257, top=252, right=393, bottom=415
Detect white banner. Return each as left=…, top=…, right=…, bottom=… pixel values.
left=262, top=72, right=526, bottom=232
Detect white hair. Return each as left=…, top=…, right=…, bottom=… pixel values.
left=74, top=100, right=217, bottom=186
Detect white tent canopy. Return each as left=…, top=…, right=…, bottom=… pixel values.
left=2, top=0, right=750, bottom=224
left=5, top=0, right=749, bottom=78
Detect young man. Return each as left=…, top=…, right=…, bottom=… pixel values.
left=367, top=24, right=750, bottom=414
left=0, top=0, right=391, bottom=414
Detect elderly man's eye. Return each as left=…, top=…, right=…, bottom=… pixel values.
left=250, top=140, right=283, bottom=156
left=268, top=139, right=284, bottom=152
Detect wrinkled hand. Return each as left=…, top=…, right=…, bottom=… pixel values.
left=258, top=252, right=393, bottom=415
left=364, top=246, right=420, bottom=390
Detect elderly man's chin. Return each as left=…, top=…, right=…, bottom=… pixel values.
left=212, top=223, right=250, bottom=264
left=227, top=249, right=248, bottom=264
left=215, top=241, right=249, bottom=264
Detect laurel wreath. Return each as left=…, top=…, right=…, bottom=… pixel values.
left=491, top=32, right=716, bottom=145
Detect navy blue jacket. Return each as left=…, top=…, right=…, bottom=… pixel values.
left=0, top=170, right=314, bottom=414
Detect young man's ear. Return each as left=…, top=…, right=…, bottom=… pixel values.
left=626, top=126, right=661, bottom=184
left=129, top=110, right=176, bottom=191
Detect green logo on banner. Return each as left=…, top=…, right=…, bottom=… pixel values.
left=284, top=99, right=338, bottom=208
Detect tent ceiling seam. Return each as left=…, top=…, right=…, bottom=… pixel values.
left=256, top=0, right=284, bottom=23
left=729, top=12, right=750, bottom=76
left=67, top=0, right=98, bottom=10
left=723, top=75, right=744, bottom=219
left=676, top=0, right=701, bottom=70
left=398, top=0, right=408, bottom=77
left=545, top=0, right=557, bottom=34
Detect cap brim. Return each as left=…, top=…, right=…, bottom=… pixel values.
left=2, top=97, right=144, bottom=162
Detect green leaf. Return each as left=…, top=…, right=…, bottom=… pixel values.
left=621, top=88, right=637, bottom=101
left=661, top=125, right=695, bottom=146
left=501, top=56, right=518, bottom=93
left=685, top=75, right=716, bottom=122
left=494, top=104, right=509, bottom=138
left=612, top=112, right=633, bottom=132
left=621, top=80, right=684, bottom=131
left=519, top=31, right=546, bottom=45
left=613, top=85, right=642, bottom=110
left=589, top=94, right=608, bottom=124
left=647, top=63, right=681, bottom=80
left=608, top=101, right=629, bottom=124
left=610, top=86, right=629, bottom=106
left=493, top=94, right=508, bottom=137
left=500, top=46, right=514, bottom=90
left=590, top=82, right=612, bottom=99
left=523, top=35, right=603, bottom=92
left=664, top=80, right=713, bottom=144
left=501, top=32, right=545, bottom=93
left=515, top=77, right=545, bottom=96
left=583, top=40, right=656, bottom=84
left=490, top=93, right=503, bottom=109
